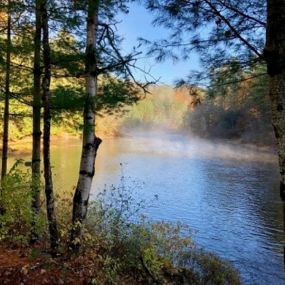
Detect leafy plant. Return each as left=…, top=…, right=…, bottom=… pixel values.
left=0, top=160, right=45, bottom=245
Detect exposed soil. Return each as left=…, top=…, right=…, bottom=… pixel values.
left=0, top=246, right=86, bottom=285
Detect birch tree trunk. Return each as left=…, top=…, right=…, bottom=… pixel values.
left=41, top=0, right=59, bottom=253
left=1, top=0, right=11, bottom=180
left=265, top=0, right=285, bottom=199
left=71, top=0, right=101, bottom=248
left=31, top=0, right=42, bottom=243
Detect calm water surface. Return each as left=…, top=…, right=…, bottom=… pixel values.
left=11, top=132, right=285, bottom=284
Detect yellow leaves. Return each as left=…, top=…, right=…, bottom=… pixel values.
left=21, top=265, right=29, bottom=275
left=73, top=237, right=81, bottom=245
left=0, top=9, right=8, bottom=27
left=83, top=232, right=93, bottom=242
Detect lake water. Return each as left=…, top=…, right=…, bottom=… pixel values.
left=10, top=132, right=285, bottom=284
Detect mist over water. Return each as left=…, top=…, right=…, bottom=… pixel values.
left=120, top=128, right=277, bottom=164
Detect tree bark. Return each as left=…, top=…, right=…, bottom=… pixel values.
left=41, top=0, right=59, bottom=254
left=1, top=0, right=11, bottom=180
left=31, top=0, right=42, bottom=243
left=265, top=0, right=285, bottom=199
left=71, top=0, right=101, bottom=249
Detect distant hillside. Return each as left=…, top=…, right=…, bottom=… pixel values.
left=121, top=84, right=204, bottom=131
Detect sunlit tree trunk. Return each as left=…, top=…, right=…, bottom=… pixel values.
left=31, top=0, right=42, bottom=243
left=265, top=0, right=285, bottom=199
left=71, top=0, right=101, bottom=249
left=1, top=0, right=11, bottom=180
left=41, top=0, right=59, bottom=253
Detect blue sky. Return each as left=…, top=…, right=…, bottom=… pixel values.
left=117, top=2, right=201, bottom=85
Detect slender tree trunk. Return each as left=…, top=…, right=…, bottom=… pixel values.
left=41, top=0, right=59, bottom=253
left=265, top=0, right=285, bottom=199
left=1, top=0, right=11, bottom=180
left=71, top=0, right=101, bottom=249
left=31, top=0, right=42, bottom=243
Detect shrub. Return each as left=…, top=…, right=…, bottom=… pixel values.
left=0, top=160, right=45, bottom=246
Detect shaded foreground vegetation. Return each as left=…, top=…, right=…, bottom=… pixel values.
left=0, top=162, right=240, bottom=284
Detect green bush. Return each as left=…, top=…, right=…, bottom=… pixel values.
left=0, top=160, right=45, bottom=245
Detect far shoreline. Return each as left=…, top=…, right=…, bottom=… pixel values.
left=1, top=129, right=277, bottom=160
